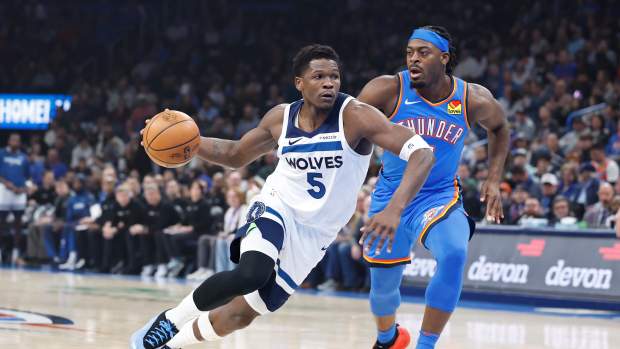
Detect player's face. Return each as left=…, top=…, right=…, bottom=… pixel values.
left=406, top=40, right=449, bottom=88
left=295, top=59, right=340, bottom=110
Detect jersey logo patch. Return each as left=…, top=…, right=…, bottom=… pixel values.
left=246, top=201, right=266, bottom=223
left=421, top=205, right=445, bottom=226
left=288, top=138, right=303, bottom=145
left=447, top=100, right=462, bottom=115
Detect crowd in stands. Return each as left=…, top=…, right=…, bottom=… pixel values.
left=1, top=0, right=620, bottom=291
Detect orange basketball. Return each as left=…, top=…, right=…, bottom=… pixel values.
left=142, top=109, right=201, bottom=168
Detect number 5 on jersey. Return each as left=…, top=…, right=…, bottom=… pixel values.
left=306, top=172, right=326, bottom=199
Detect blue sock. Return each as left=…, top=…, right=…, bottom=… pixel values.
left=377, top=324, right=396, bottom=344
left=416, top=331, right=439, bottom=349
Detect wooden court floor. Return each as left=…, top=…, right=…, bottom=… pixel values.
left=1, top=269, right=619, bottom=348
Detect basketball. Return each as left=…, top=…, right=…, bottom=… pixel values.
left=142, top=109, right=201, bottom=168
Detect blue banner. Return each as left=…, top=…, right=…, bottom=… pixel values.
left=0, top=94, right=72, bottom=130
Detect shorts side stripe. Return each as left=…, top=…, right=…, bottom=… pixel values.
left=417, top=179, right=460, bottom=246
left=266, top=206, right=286, bottom=230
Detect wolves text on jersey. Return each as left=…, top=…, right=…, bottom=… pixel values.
left=396, top=117, right=465, bottom=145
left=285, top=155, right=343, bottom=171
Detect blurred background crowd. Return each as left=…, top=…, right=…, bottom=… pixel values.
left=1, top=0, right=620, bottom=291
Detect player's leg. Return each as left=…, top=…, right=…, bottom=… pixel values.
left=165, top=296, right=260, bottom=348
left=416, top=209, right=469, bottom=349
left=369, top=265, right=411, bottom=349
left=365, top=221, right=413, bottom=349
left=131, top=217, right=283, bottom=349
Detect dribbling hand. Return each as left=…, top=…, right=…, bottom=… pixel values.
left=359, top=207, right=401, bottom=256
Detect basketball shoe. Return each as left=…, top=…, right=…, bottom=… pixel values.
left=372, top=324, right=411, bottom=349
left=130, top=311, right=178, bottom=349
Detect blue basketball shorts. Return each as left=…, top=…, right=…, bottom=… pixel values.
left=363, top=185, right=474, bottom=268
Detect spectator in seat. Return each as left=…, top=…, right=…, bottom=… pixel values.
left=41, top=180, right=71, bottom=264
left=141, top=183, right=182, bottom=277
left=548, top=196, right=578, bottom=228
left=162, top=179, right=210, bottom=278
left=575, top=163, right=601, bottom=213
left=590, top=142, right=619, bottom=185
left=558, top=163, right=581, bottom=203
left=506, top=185, right=529, bottom=224
left=101, top=184, right=146, bottom=274
left=169, top=180, right=216, bottom=280
left=584, top=182, right=615, bottom=228
left=518, top=197, right=548, bottom=227
left=510, top=165, right=542, bottom=199
left=58, top=175, right=95, bottom=270
left=540, top=173, right=559, bottom=216
left=214, top=188, right=246, bottom=272
left=25, top=170, right=57, bottom=263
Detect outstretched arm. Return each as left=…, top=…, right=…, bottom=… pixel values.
left=197, top=104, right=284, bottom=168
left=468, top=83, right=510, bottom=223
left=344, top=101, right=435, bottom=254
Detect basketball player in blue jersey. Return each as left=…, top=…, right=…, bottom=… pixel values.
left=357, top=26, right=510, bottom=349
left=131, top=44, right=435, bottom=349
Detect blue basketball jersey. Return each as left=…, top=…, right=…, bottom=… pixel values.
left=379, top=71, right=470, bottom=194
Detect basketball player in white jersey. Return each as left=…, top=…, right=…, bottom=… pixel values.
left=131, top=44, right=434, bottom=349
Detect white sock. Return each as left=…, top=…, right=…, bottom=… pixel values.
left=167, top=312, right=222, bottom=348
left=165, top=291, right=200, bottom=327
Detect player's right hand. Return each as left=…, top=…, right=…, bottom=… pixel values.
left=139, top=118, right=151, bottom=147
left=359, top=208, right=400, bottom=255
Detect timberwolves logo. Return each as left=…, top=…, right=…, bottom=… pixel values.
left=0, top=308, right=73, bottom=325
left=246, top=201, right=266, bottom=223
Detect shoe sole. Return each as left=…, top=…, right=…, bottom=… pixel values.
left=129, top=315, right=157, bottom=349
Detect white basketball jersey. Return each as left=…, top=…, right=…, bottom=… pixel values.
left=262, top=93, right=371, bottom=232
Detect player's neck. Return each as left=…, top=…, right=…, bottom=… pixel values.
left=298, top=103, right=329, bottom=133
left=416, top=75, right=453, bottom=103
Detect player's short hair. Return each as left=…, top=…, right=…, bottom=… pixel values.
left=292, top=44, right=341, bottom=77
left=422, top=25, right=457, bottom=76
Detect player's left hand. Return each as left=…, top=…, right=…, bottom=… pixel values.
left=480, top=180, right=503, bottom=224
left=359, top=208, right=401, bottom=255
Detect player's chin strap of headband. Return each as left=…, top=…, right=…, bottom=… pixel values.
left=409, top=28, right=449, bottom=53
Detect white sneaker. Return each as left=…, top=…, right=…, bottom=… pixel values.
left=59, top=252, right=77, bottom=271
left=318, top=278, right=339, bottom=291
left=141, top=264, right=155, bottom=277
left=155, top=264, right=168, bottom=278
left=75, top=258, right=86, bottom=270
left=167, top=259, right=185, bottom=278
left=187, top=268, right=206, bottom=280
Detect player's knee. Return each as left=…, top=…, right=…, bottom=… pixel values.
left=236, top=267, right=270, bottom=293
left=370, top=287, right=401, bottom=316
left=437, top=244, right=467, bottom=269
left=236, top=252, right=274, bottom=293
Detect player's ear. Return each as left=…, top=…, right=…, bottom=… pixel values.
left=294, top=76, right=303, bottom=92
left=440, top=52, right=450, bottom=67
